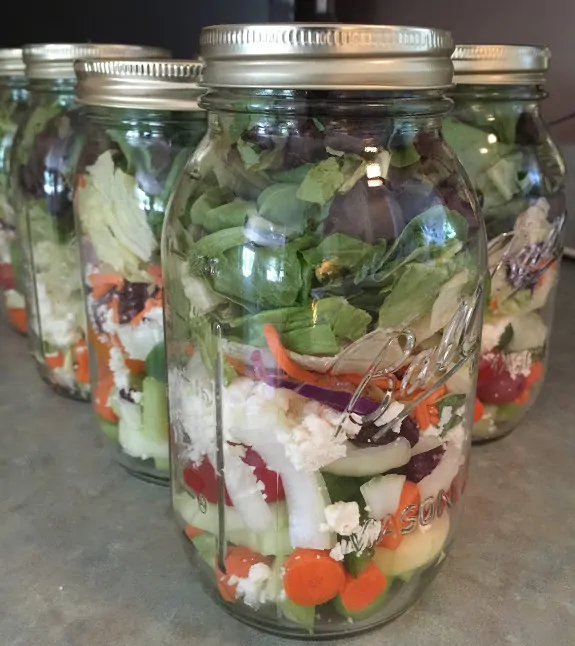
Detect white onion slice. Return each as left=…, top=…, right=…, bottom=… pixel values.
left=360, top=474, right=406, bottom=520
left=418, top=441, right=463, bottom=501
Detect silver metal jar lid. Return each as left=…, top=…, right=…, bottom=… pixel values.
left=23, top=44, right=171, bottom=80
left=452, top=44, right=550, bottom=85
left=0, top=48, right=25, bottom=77
left=74, top=59, right=203, bottom=111
left=199, top=23, right=454, bottom=90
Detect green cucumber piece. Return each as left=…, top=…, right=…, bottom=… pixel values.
left=98, top=417, right=119, bottom=442
left=332, top=588, right=389, bottom=621
left=191, top=532, right=217, bottom=565
left=141, top=376, right=169, bottom=442
left=145, top=342, right=166, bottom=382
left=281, top=598, right=315, bottom=633
left=495, top=402, right=522, bottom=422
left=154, top=456, right=170, bottom=473
left=344, top=547, right=374, bottom=578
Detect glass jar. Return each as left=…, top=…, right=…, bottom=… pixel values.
left=9, top=44, right=169, bottom=400
left=0, top=49, right=29, bottom=334
left=73, top=59, right=207, bottom=483
left=443, top=45, right=566, bottom=442
left=163, top=24, right=486, bottom=639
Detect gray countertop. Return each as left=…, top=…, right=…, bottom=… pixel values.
left=1, top=264, right=575, bottom=646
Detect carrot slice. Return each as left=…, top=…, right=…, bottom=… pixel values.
left=88, top=273, right=124, bottom=299
left=215, top=559, right=236, bottom=602
left=94, top=373, right=118, bottom=423
left=514, top=388, right=531, bottom=406
left=45, top=351, right=64, bottom=370
left=224, top=546, right=272, bottom=579
left=526, top=361, right=544, bottom=388
left=283, top=548, right=346, bottom=606
left=473, top=398, right=485, bottom=423
left=414, top=403, right=431, bottom=431
left=7, top=306, right=27, bottom=335
left=130, top=294, right=162, bottom=327
left=338, top=563, right=387, bottom=613
left=184, top=524, right=204, bottom=540
left=378, top=481, right=420, bottom=551
left=125, top=357, right=146, bottom=375
left=73, top=340, right=90, bottom=384
left=263, top=324, right=366, bottom=389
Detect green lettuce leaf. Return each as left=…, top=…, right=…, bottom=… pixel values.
left=76, top=150, right=157, bottom=280
left=224, top=296, right=370, bottom=354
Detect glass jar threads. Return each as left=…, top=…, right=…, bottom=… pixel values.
left=10, top=43, right=169, bottom=399
left=162, top=24, right=485, bottom=638
left=444, top=45, right=566, bottom=442
left=73, top=59, right=207, bottom=482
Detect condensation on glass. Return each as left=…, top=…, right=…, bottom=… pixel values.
left=162, top=24, right=486, bottom=639
left=73, top=59, right=206, bottom=482
left=444, top=45, right=566, bottom=442
left=9, top=43, right=169, bottom=400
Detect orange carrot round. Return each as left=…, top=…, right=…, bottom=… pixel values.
left=338, top=563, right=387, bottom=613
left=526, top=361, right=544, bottom=388
left=184, top=524, right=204, bottom=540
left=73, top=340, right=90, bottom=384
left=125, top=357, right=146, bottom=375
left=224, top=546, right=272, bottom=579
left=7, top=306, right=27, bottom=335
left=45, top=351, right=64, bottom=370
left=473, top=398, right=485, bottom=423
left=283, top=548, right=346, bottom=606
left=94, top=373, right=118, bottom=423
left=378, top=481, right=420, bottom=551
left=514, top=388, right=531, bottom=406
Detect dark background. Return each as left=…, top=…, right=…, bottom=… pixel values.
left=3, top=0, right=574, bottom=135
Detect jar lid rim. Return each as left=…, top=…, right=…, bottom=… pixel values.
left=453, top=44, right=550, bottom=84
left=199, top=23, right=455, bottom=90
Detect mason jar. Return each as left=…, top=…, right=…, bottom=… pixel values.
left=443, top=45, right=565, bottom=442
left=162, top=24, right=486, bottom=638
left=73, top=59, right=206, bottom=483
left=0, top=49, right=29, bottom=334
left=9, top=43, right=169, bottom=400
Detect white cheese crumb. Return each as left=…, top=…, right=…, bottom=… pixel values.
left=231, top=563, right=274, bottom=608
left=374, top=400, right=405, bottom=431
left=481, top=317, right=514, bottom=353
left=321, top=502, right=361, bottom=537
left=109, top=346, right=131, bottom=391
left=505, top=350, right=532, bottom=380
left=329, top=519, right=382, bottom=561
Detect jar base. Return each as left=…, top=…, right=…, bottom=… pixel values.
left=35, top=360, right=91, bottom=402
left=180, top=529, right=447, bottom=641
left=116, top=451, right=170, bottom=486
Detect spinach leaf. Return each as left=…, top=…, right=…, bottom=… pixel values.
left=436, top=394, right=466, bottom=435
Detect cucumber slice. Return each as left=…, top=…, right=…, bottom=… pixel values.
left=373, top=513, right=450, bottom=576
left=98, top=417, right=119, bottom=442
left=141, top=376, right=168, bottom=442
left=281, top=598, right=315, bottom=633
left=154, top=456, right=170, bottom=473
left=344, top=547, right=374, bottom=578
left=495, top=402, right=522, bottom=422
left=191, top=532, right=217, bottom=565
left=508, top=312, right=547, bottom=352
left=323, top=438, right=411, bottom=477
left=145, top=342, right=167, bottom=382
left=173, top=491, right=291, bottom=556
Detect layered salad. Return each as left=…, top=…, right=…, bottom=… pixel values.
left=12, top=96, right=89, bottom=398
left=163, top=109, right=484, bottom=633
left=444, top=104, right=565, bottom=440
left=0, top=84, right=28, bottom=333
left=74, top=116, right=205, bottom=481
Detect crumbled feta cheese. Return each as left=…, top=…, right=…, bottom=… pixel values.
left=230, top=563, right=275, bottom=608
left=36, top=279, right=83, bottom=348
left=321, top=502, right=361, bottom=537
left=329, top=519, right=382, bottom=561
left=505, top=350, right=532, bottom=379
left=109, top=346, right=131, bottom=391
left=116, top=306, right=164, bottom=361
left=481, top=317, right=514, bottom=353
left=374, top=400, right=405, bottom=433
